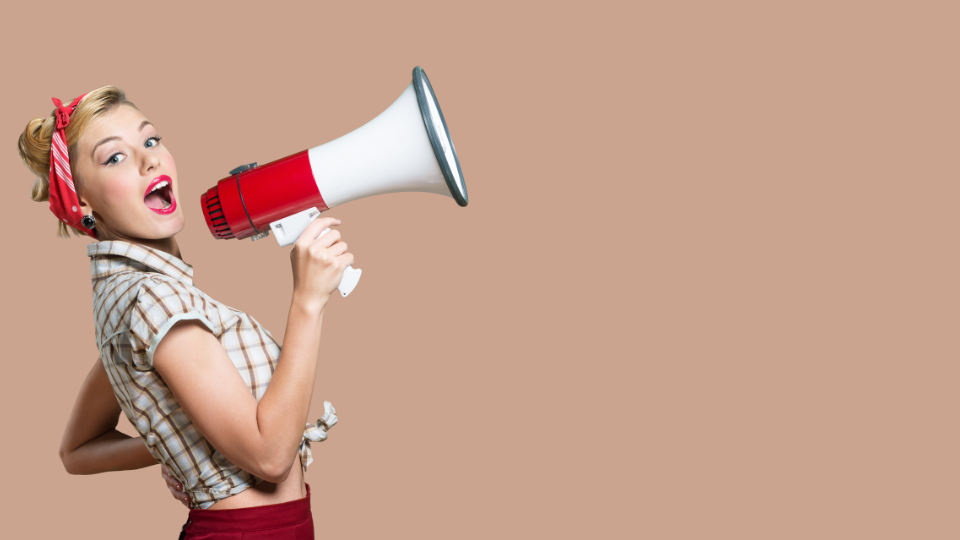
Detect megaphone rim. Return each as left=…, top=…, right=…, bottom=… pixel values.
left=412, top=66, right=469, bottom=207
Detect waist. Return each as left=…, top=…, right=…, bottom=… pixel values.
left=187, top=482, right=312, bottom=532
left=206, top=457, right=306, bottom=511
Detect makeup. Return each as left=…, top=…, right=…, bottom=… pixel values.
left=144, top=175, right=177, bottom=215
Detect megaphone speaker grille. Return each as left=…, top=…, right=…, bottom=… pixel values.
left=201, top=188, right=235, bottom=239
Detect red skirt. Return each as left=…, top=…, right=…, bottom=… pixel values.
left=179, top=483, right=314, bottom=539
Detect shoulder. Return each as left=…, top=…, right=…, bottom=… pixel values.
left=132, top=276, right=222, bottom=332
left=126, top=276, right=229, bottom=366
left=93, top=271, right=161, bottom=340
left=136, top=274, right=203, bottom=311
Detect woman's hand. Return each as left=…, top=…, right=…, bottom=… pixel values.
left=289, top=216, right=354, bottom=311
left=161, top=464, right=191, bottom=508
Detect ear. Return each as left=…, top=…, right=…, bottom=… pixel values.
left=77, top=191, right=93, bottom=215
left=75, top=183, right=100, bottom=221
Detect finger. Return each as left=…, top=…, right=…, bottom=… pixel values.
left=326, top=240, right=348, bottom=258
left=170, top=484, right=189, bottom=505
left=163, top=473, right=179, bottom=490
left=337, top=252, right=355, bottom=268
left=307, top=235, right=347, bottom=263
left=312, top=228, right=342, bottom=249
left=299, top=217, right=341, bottom=246
left=163, top=473, right=183, bottom=493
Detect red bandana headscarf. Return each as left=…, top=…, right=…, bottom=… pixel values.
left=48, top=93, right=97, bottom=239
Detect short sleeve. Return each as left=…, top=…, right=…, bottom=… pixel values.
left=127, top=277, right=220, bottom=371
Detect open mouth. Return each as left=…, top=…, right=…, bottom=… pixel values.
left=144, top=175, right=176, bottom=214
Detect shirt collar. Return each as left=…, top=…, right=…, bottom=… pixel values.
left=87, top=240, right=195, bottom=286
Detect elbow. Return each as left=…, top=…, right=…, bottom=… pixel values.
left=264, top=470, right=291, bottom=484
left=59, top=449, right=78, bottom=475
left=258, top=455, right=293, bottom=484
left=259, top=464, right=291, bottom=484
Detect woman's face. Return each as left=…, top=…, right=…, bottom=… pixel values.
left=74, top=104, right=184, bottom=241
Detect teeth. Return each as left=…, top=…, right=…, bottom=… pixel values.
left=149, top=180, right=169, bottom=194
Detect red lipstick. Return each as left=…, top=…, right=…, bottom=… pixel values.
left=144, top=175, right=177, bottom=215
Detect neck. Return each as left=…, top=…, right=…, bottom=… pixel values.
left=97, top=230, right=182, bottom=260
left=136, top=236, right=182, bottom=259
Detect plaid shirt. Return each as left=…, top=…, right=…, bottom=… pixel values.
left=88, top=241, right=334, bottom=509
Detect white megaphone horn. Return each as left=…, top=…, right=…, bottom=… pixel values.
left=201, top=66, right=468, bottom=297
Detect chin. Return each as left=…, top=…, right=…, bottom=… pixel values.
left=146, top=215, right=185, bottom=239
left=161, top=217, right=186, bottom=237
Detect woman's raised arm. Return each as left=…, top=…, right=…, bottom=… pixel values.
left=59, top=357, right=157, bottom=474
left=154, top=216, right=351, bottom=483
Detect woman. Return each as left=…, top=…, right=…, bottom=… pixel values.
left=18, top=86, right=351, bottom=539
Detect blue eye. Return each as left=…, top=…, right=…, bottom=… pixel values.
left=104, top=152, right=126, bottom=166
left=101, top=136, right=162, bottom=166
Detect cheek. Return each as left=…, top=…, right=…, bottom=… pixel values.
left=161, top=149, right=177, bottom=175
left=98, top=175, right=142, bottom=211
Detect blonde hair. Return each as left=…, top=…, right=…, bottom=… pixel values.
left=18, top=86, right=138, bottom=237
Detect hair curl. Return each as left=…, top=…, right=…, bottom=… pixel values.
left=18, top=86, right=138, bottom=237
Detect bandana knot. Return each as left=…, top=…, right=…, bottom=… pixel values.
left=52, top=97, right=76, bottom=129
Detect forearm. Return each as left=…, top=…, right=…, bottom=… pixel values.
left=60, top=357, right=157, bottom=475
left=254, top=293, right=327, bottom=472
left=62, top=429, right=157, bottom=475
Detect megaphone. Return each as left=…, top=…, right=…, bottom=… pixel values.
left=201, top=66, right=467, bottom=297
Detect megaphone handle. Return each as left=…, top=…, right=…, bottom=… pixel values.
left=316, top=227, right=362, bottom=297
left=269, top=208, right=361, bottom=297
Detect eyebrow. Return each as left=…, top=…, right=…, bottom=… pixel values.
left=91, top=120, right=154, bottom=159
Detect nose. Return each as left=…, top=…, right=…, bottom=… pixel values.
left=139, top=147, right=161, bottom=175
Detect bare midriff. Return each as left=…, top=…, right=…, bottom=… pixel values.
left=206, top=457, right=306, bottom=510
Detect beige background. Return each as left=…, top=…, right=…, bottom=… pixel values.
left=1, top=1, right=957, bottom=538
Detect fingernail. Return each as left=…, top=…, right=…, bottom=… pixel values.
left=177, top=484, right=182, bottom=491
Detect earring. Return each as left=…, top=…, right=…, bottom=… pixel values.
left=81, top=215, right=96, bottom=229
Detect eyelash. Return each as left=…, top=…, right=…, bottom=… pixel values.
left=102, top=136, right=162, bottom=166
